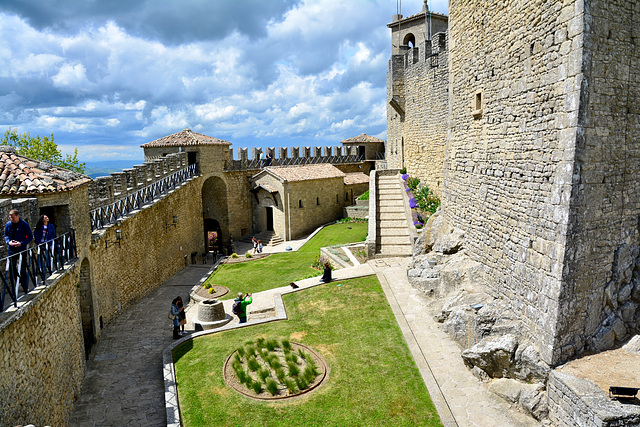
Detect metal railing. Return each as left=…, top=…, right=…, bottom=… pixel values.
left=90, top=164, right=198, bottom=231
left=225, top=155, right=365, bottom=171
left=375, top=152, right=385, bottom=160
left=1, top=231, right=77, bottom=313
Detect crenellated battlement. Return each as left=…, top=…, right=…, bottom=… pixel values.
left=225, top=145, right=365, bottom=170
left=391, top=31, right=449, bottom=72
left=88, top=152, right=188, bottom=210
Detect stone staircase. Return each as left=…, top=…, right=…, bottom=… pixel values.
left=376, top=175, right=412, bottom=257
left=240, top=231, right=284, bottom=247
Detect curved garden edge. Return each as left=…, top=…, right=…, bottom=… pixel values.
left=222, top=341, right=330, bottom=401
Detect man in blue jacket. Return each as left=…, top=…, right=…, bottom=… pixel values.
left=4, top=209, right=34, bottom=289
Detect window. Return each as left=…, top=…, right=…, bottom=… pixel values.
left=316, top=197, right=320, bottom=206
left=472, top=89, right=483, bottom=118
left=298, top=200, right=303, bottom=208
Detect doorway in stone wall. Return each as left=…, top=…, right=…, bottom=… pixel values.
left=79, top=258, right=95, bottom=359
left=202, top=176, right=229, bottom=253
left=266, top=207, right=274, bottom=232
left=204, top=219, right=223, bottom=255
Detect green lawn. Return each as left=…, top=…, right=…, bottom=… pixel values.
left=174, top=275, right=442, bottom=427
left=205, top=222, right=368, bottom=298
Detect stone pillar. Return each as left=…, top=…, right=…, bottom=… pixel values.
left=278, top=147, right=288, bottom=159
left=324, top=146, right=332, bottom=157
left=313, top=146, right=322, bottom=157
left=302, top=147, right=311, bottom=158
left=291, top=147, right=300, bottom=158
left=252, top=147, right=262, bottom=161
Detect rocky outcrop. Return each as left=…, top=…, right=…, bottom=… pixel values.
left=489, top=378, right=548, bottom=421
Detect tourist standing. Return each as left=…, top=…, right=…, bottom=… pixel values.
left=176, top=296, right=187, bottom=336
left=256, top=239, right=263, bottom=254
left=233, top=292, right=252, bottom=323
left=34, top=214, right=55, bottom=244
left=171, top=298, right=181, bottom=339
left=4, top=209, right=33, bottom=289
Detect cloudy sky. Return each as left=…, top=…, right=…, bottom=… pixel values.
left=0, top=0, right=447, bottom=163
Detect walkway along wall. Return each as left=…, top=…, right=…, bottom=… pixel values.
left=0, top=264, right=84, bottom=427
left=89, top=175, right=204, bottom=328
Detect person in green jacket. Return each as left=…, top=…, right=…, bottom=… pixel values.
left=234, top=292, right=252, bottom=323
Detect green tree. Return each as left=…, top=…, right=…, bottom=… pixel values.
left=1, top=127, right=86, bottom=174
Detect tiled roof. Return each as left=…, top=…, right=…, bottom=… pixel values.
left=344, top=172, right=369, bottom=185
left=255, top=183, right=278, bottom=193
left=341, top=133, right=385, bottom=144
left=264, top=164, right=345, bottom=182
left=0, top=146, right=91, bottom=195
left=141, top=128, right=231, bottom=148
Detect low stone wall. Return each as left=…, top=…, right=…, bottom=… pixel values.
left=343, top=205, right=368, bottom=219
left=548, top=371, right=640, bottom=426
left=0, top=263, right=84, bottom=427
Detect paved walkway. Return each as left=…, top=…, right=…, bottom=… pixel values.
left=70, top=254, right=539, bottom=426
left=69, top=264, right=214, bottom=427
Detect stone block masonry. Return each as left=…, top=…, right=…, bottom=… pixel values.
left=0, top=265, right=84, bottom=427
left=89, top=175, right=204, bottom=327
left=390, top=0, right=640, bottom=367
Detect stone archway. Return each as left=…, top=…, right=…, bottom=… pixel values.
left=78, top=258, right=95, bottom=359
left=202, top=176, right=230, bottom=254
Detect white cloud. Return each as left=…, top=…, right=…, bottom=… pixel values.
left=0, top=0, right=449, bottom=160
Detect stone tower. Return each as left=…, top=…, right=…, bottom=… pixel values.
left=389, top=0, right=640, bottom=365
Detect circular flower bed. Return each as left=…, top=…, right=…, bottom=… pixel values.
left=223, top=339, right=328, bottom=400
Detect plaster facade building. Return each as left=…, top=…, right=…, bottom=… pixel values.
left=387, top=0, right=640, bottom=368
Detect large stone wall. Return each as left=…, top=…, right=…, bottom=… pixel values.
left=555, top=0, right=640, bottom=360
left=436, top=0, right=640, bottom=365
left=0, top=265, right=84, bottom=427
left=444, top=0, right=587, bottom=364
left=89, top=176, right=204, bottom=328
left=399, top=35, right=449, bottom=195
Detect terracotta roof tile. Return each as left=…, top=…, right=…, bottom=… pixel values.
left=344, top=172, right=369, bottom=185
left=0, top=146, right=91, bottom=195
left=263, top=164, right=345, bottom=182
left=341, top=133, right=385, bottom=144
left=140, top=128, right=231, bottom=147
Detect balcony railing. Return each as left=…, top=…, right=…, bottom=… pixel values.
left=90, top=163, right=198, bottom=231
left=1, top=231, right=77, bottom=313
left=225, top=155, right=365, bottom=171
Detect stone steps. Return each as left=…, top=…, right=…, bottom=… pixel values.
left=379, top=235, right=411, bottom=245
left=374, top=175, right=412, bottom=258
left=378, top=227, right=409, bottom=236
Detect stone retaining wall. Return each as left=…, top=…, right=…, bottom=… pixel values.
left=548, top=371, right=640, bottom=426
left=0, top=264, right=84, bottom=427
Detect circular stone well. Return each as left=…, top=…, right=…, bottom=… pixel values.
left=223, top=341, right=328, bottom=400
left=193, top=299, right=232, bottom=330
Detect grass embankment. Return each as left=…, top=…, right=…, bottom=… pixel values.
left=204, top=223, right=368, bottom=298
left=174, top=275, right=442, bottom=427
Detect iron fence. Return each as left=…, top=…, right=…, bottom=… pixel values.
left=225, top=155, right=365, bottom=171
left=90, top=164, right=198, bottom=231
left=1, top=231, right=77, bottom=313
